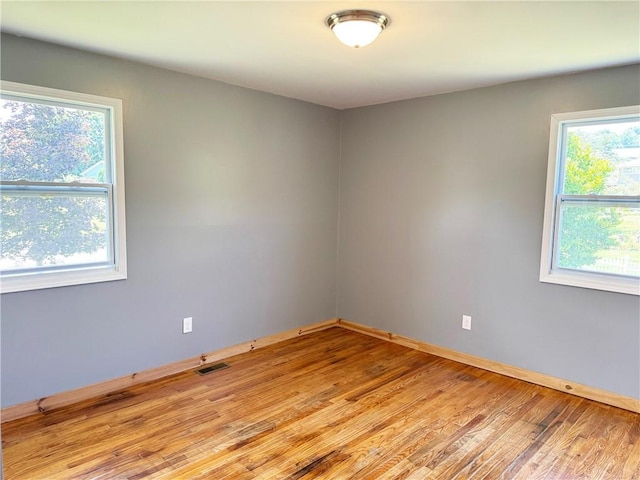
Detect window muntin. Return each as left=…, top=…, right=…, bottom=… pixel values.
left=0, top=81, right=126, bottom=293
left=540, top=106, right=640, bottom=295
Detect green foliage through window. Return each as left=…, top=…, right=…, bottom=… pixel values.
left=0, top=98, right=110, bottom=270
left=554, top=122, right=639, bottom=278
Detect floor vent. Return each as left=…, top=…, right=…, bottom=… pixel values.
left=196, top=363, right=230, bottom=375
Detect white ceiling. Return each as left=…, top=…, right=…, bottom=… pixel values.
left=1, top=1, right=639, bottom=110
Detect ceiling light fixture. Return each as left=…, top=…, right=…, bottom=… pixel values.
left=325, top=10, right=390, bottom=48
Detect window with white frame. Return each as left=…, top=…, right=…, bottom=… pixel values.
left=0, top=81, right=127, bottom=293
left=540, top=105, right=640, bottom=295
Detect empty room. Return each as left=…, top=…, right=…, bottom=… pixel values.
left=1, top=1, right=639, bottom=479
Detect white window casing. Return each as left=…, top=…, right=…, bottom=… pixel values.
left=0, top=81, right=127, bottom=293
left=540, top=105, right=640, bottom=296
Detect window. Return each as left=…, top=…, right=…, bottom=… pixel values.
left=0, top=81, right=126, bottom=293
left=540, top=106, right=640, bottom=295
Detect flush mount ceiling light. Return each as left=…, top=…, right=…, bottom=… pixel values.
left=325, top=10, right=390, bottom=48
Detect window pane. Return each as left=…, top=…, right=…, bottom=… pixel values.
left=563, top=120, right=640, bottom=196
left=0, top=190, right=110, bottom=272
left=557, top=203, right=640, bottom=277
left=0, top=98, right=107, bottom=183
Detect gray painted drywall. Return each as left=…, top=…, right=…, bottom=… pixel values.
left=0, top=34, right=340, bottom=407
left=1, top=33, right=638, bottom=410
left=337, top=64, right=640, bottom=399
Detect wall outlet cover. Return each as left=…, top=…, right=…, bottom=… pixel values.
left=183, top=317, right=193, bottom=334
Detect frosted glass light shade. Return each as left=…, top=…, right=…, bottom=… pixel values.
left=332, top=20, right=382, bottom=48
left=326, top=10, right=389, bottom=48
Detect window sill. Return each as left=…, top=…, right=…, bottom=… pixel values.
left=540, top=269, right=639, bottom=296
left=1, top=266, right=127, bottom=294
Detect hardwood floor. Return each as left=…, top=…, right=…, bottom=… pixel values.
left=3, top=327, right=639, bottom=479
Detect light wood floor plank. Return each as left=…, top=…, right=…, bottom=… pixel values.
left=3, top=327, right=639, bottom=479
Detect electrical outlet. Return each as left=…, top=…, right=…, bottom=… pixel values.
left=462, top=315, right=472, bottom=330
left=183, top=317, right=193, bottom=334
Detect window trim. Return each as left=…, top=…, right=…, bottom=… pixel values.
left=0, top=81, right=127, bottom=293
left=539, top=105, right=640, bottom=296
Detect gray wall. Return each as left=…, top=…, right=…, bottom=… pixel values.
left=1, top=34, right=340, bottom=407
left=2, top=33, right=638, bottom=408
left=337, top=64, right=640, bottom=399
